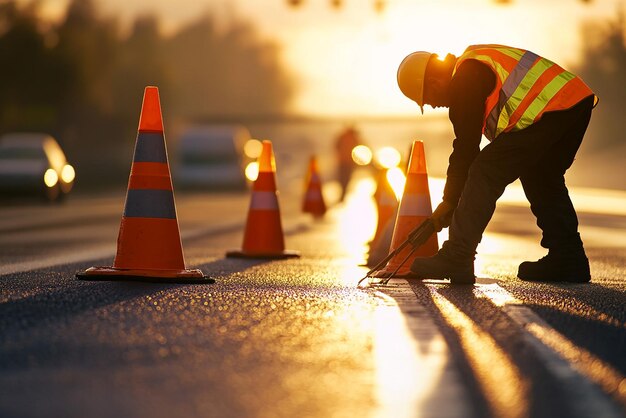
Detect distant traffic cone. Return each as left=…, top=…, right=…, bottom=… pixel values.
left=367, top=206, right=397, bottom=267
left=367, top=168, right=399, bottom=266
left=302, top=155, right=327, bottom=218
left=77, top=86, right=213, bottom=283
left=370, top=168, right=398, bottom=246
left=372, top=140, right=438, bottom=278
left=227, top=140, right=300, bottom=259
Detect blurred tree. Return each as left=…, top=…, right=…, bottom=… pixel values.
left=574, top=13, right=626, bottom=149
left=0, top=1, right=71, bottom=132
left=55, top=0, right=119, bottom=145
left=0, top=0, right=294, bottom=187
left=166, top=15, right=294, bottom=119
left=111, top=14, right=172, bottom=141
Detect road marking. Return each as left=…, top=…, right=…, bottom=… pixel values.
left=0, top=222, right=238, bottom=276
left=475, top=282, right=626, bottom=416
left=0, top=244, right=118, bottom=277
left=426, top=284, right=529, bottom=418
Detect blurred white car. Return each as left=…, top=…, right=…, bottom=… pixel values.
left=174, top=125, right=248, bottom=191
left=0, top=133, right=75, bottom=201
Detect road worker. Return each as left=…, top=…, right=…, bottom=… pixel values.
left=335, top=125, right=362, bottom=201
left=397, top=45, right=597, bottom=284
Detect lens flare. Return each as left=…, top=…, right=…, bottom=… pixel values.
left=245, top=161, right=259, bottom=181
left=44, top=168, right=58, bottom=188
left=352, top=145, right=372, bottom=166
left=375, top=147, right=402, bottom=169
left=243, top=139, right=263, bottom=159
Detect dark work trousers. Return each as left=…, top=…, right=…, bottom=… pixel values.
left=447, top=95, right=595, bottom=259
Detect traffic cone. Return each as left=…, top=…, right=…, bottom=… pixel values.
left=370, top=168, right=398, bottom=246
left=367, top=206, right=397, bottom=267
left=227, top=140, right=300, bottom=259
left=371, top=140, right=438, bottom=278
left=302, top=155, right=327, bottom=218
left=367, top=168, right=399, bottom=266
left=77, top=86, right=213, bottom=284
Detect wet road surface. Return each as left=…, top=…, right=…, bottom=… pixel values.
left=0, top=180, right=624, bottom=418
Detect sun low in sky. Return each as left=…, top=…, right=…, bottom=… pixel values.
left=34, top=0, right=620, bottom=117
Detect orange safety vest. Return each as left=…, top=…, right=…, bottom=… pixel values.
left=453, top=44, right=596, bottom=141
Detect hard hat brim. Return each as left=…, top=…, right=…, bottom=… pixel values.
left=397, top=51, right=432, bottom=111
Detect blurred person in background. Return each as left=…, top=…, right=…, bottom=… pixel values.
left=335, top=124, right=361, bottom=201
left=397, top=45, right=597, bottom=284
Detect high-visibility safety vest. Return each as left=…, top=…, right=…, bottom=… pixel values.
left=453, top=44, right=596, bottom=140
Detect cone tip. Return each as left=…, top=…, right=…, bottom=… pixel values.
left=259, top=140, right=276, bottom=173
left=407, top=140, right=427, bottom=174
left=138, top=86, right=164, bottom=133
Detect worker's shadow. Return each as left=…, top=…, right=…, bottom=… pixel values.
left=408, top=277, right=625, bottom=370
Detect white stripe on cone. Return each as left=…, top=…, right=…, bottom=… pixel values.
left=398, top=194, right=432, bottom=216
left=250, top=191, right=279, bottom=210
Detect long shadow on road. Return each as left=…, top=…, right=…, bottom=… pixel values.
left=0, top=257, right=273, bottom=339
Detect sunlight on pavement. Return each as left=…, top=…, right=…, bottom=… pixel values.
left=473, top=233, right=540, bottom=278
left=336, top=176, right=378, bottom=259
left=335, top=177, right=465, bottom=417
left=499, top=182, right=626, bottom=217
left=372, top=293, right=449, bottom=418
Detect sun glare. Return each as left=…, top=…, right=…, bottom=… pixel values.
left=243, top=139, right=263, bottom=159
left=245, top=161, right=259, bottom=181
left=386, top=167, right=406, bottom=200
left=352, top=145, right=373, bottom=166
left=375, top=147, right=402, bottom=169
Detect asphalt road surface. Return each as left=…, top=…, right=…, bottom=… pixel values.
left=1, top=178, right=625, bottom=418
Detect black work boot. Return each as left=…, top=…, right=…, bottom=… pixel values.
left=518, top=249, right=591, bottom=283
left=410, top=243, right=475, bottom=285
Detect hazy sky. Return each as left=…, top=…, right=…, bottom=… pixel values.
left=37, top=0, right=623, bottom=116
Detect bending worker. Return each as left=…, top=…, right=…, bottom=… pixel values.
left=397, top=44, right=597, bottom=284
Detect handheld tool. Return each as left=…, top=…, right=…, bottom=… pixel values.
left=358, top=218, right=435, bottom=287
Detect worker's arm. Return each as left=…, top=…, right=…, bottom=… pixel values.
left=442, top=60, right=495, bottom=207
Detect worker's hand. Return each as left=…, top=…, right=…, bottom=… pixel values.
left=431, top=201, right=455, bottom=232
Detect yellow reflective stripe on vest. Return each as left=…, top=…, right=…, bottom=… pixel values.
left=465, top=44, right=525, bottom=61
left=495, top=56, right=557, bottom=137
left=512, top=71, right=576, bottom=131
left=489, top=46, right=525, bottom=61
left=490, top=50, right=540, bottom=137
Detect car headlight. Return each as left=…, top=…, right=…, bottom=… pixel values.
left=61, top=164, right=75, bottom=183
left=44, top=168, right=59, bottom=188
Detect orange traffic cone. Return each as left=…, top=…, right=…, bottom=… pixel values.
left=227, top=140, right=300, bottom=259
left=371, top=140, right=438, bottom=278
left=367, top=168, right=399, bottom=266
left=77, top=86, right=212, bottom=284
left=370, top=168, right=398, bottom=246
left=302, top=155, right=327, bottom=218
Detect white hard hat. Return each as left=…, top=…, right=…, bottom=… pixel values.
left=397, top=51, right=433, bottom=114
